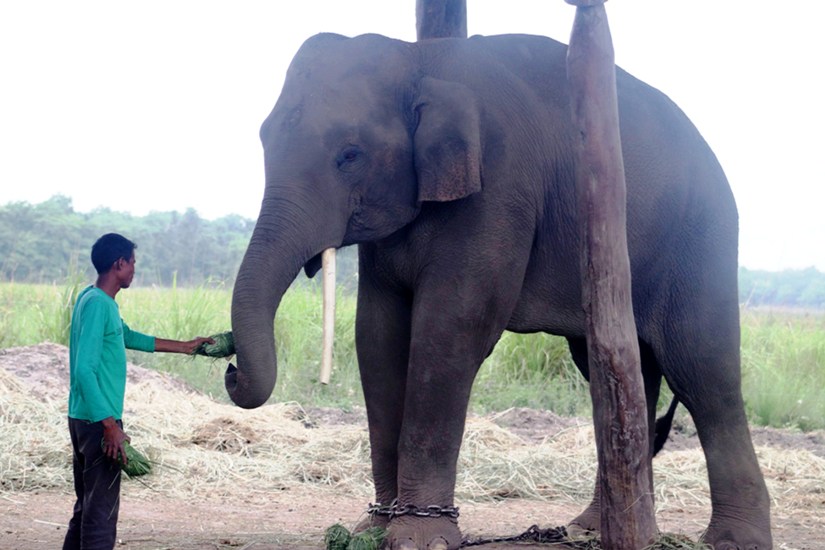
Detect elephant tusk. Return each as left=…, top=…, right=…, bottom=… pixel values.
left=320, top=248, right=336, bottom=384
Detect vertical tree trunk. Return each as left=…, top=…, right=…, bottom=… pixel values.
left=565, top=1, right=658, bottom=548
left=416, top=0, right=467, bottom=40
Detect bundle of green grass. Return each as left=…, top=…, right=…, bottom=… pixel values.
left=103, top=440, right=152, bottom=477
left=324, top=524, right=386, bottom=550
left=193, top=331, right=235, bottom=358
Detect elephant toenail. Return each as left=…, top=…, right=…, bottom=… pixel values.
left=395, top=538, right=417, bottom=550
left=428, top=537, right=449, bottom=550
left=567, top=523, right=596, bottom=539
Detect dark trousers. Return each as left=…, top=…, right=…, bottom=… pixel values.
left=63, top=417, right=122, bottom=550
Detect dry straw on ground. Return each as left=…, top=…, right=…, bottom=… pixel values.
left=1, top=343, right=824, bottom=541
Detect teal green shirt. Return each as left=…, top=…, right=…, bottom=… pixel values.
left=68, top=286, right=155, bottom=422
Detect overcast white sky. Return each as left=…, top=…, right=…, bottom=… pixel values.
left=1, top=1, right=823, bottom=271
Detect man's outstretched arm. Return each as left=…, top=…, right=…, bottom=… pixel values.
left=154, top=336, right=214, bottom=354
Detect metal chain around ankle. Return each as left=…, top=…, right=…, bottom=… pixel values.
left=460, top=524, right=573, bottom=547
left=367, top=501, right=460, bottom=520
left=365, top=505, right=580, bottom=548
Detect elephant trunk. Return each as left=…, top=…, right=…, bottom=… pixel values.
left=225, top=214, right=312, bottom=409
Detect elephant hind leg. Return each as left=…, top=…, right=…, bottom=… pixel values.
left=666, top=386, right=772, bottom=548
left=564, top=338, right=662, bottom=534
left=565, top=337, right=599, bottom=533
left=658, top=307, right=772, bottom=549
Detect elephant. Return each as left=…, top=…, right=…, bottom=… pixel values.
left=226, top=32, right=772, bottom=550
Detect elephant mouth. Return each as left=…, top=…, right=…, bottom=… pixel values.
left=304, top=252, right=323, bottom=278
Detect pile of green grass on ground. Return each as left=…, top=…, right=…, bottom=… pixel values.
left=1, top=279, right=823, bottom=430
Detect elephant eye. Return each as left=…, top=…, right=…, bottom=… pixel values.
left=336, top=146, right=363, bottom=169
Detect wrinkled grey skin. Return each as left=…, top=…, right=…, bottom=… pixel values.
left=227, top=33, right=771, bottom=550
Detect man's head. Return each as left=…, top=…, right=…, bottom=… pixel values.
left=91, top=234, right=137, bottom=287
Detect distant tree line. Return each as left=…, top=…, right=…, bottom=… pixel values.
left=739, top=266, right=825, bottom=309
left=1, top=196, right=822, bottom=307
left=0, top=196, right=254, bottom=287
left=0, top=195, right=360, bottom=290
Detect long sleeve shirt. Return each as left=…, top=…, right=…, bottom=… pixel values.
left=68, top=285, right=155, bottom=422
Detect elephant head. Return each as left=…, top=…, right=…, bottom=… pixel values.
left=226, top=33, right=483, bottom=408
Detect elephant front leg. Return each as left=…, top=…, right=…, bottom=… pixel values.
left=388, top=311, right=503, bottom=549
left=389, top=361, right=472, bottom=550
left=355, top=279, right=412, bottom=531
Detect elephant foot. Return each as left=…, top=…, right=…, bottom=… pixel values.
left=354, top=512, right=390, bottom=534
left=567, top=499, right=600, bottom=537
left=384, top=516, right=461, bottom=550
left=701, top=514, right=772, bottom=550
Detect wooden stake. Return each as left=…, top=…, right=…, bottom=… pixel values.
left=416, top=0, right=467, bottom=40
left=565, top=1, right=658, bottom=547
left=320, top=248, right=336, bottom=385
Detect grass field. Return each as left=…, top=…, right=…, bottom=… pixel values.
left=1, top=280, right=823, bottom=430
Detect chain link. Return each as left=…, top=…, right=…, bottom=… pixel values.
left=368, top=501, right=460, bottom=519
left=460, top=524, right=571, bottom=547
left=366, top=504, right=582, bottom=547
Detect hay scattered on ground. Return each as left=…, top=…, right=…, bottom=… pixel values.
left=1, top=343, right=823, bottom=529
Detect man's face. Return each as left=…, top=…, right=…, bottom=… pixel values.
left=117, top=252, right=136, bottom=288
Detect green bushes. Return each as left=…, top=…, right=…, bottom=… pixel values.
left=2, top=280, right=823, bottom=430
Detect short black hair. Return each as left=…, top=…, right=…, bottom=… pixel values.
left=91, top=233, right=137, bottom=275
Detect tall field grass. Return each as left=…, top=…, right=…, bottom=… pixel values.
left=740, top=308, right=825, bottom=431
left=1, top=280, right=823, bottom=430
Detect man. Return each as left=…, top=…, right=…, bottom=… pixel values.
left=64, top=233, right=214, bottom=550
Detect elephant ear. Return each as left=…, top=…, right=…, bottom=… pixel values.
left=413, top=77, right=482, bottom=202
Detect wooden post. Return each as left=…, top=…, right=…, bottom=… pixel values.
left=416, top=0, right=467, bottom=40
left=565, top=1, right=657, bottom=548
left=319, top=248, right=336, bottom=385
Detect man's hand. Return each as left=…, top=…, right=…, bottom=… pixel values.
left=179, top=336, right=215, bottom=354
left=155, top=336, right=215, bottom=355
left=101, top=417, right=130, bottom=465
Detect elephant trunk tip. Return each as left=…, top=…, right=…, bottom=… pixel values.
left=224, top=362, right=273, bottom=409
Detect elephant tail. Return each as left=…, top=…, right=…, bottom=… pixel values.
left=653, top=396, right=680, bottom=456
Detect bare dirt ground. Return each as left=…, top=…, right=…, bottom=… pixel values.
left=1, top=344, right=823, bottom=549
